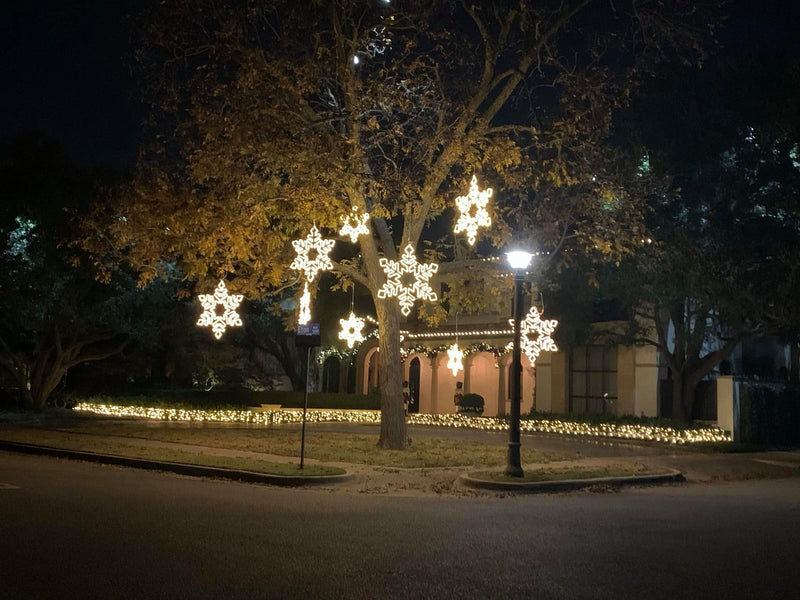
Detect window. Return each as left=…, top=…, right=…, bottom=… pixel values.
left=570, top=346, right=617, bottom=414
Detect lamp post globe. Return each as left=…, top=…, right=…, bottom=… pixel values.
left=504, top=250, right=533, bottom=477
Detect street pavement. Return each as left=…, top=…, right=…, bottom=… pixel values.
left=2, top=451, right=799, bottom=599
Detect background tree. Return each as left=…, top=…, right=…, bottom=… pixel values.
left=0, top=134, right=132, bottom=409
left=610, top=41, right=800, bottom=420
left=81, top=0, right=720, bottom=445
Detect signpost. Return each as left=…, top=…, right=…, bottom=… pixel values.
left=295, top=323, right=320, bottom=468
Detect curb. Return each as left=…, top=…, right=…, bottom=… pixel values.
left=0, top=440, right=352, bottom=487
left=458, top=468, right=685, bottom=493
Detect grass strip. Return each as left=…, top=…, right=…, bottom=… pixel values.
left=46, top=421, right=571, bottom=468
left=0, top=428, right=343, bottom=476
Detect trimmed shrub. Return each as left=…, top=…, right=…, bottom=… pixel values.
left=739, top=384, right=800, bottom=445
left=458, top=393, right=484, bottom=414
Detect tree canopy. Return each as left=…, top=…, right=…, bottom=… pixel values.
left=80, top=0, right=722, bottom=445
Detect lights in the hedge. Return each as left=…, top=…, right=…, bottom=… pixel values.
left=378, top=243, right=439, bottom=316
left=72, top=402, right=732, bottom=444
left=196, top=280, right=244, bottom=339
left=339, top=208, right=370, bottom=243
left=298, top=282, right=311, bottom=325
left=454, top=175, right=492, bottom=245
left=339, top=311, right=366, bottom=348
left=509, top=306, right=558, bottom=365
left=446, top=343, right=464, bottom=376
left=290, top=225, right=335, bottom=282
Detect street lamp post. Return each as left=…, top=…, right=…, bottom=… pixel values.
left=505, top=250, right=533, bottom=477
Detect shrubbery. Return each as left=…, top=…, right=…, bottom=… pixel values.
left=739, top=384, right=800, bottom=445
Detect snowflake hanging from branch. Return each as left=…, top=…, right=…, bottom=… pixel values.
left=290, top=225, right=335, bottom=282
left=339, top=208, right=370, bottom=243
left=338, top=311, right=366, bottom=348
left=377, top=244, right=439, bottom=316
left=454, top=175, right=492, bottom=245
left=508, top=306, right=559, bottom=365
left=446, top=343, right=464, bottom=376
left=298, top=281, right=311, bottom=325
left=196, top=280, right=244, bottom=340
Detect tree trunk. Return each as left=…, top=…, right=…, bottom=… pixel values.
left=374, top=296, right=407, bottom=449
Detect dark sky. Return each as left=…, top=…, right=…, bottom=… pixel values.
left=1, top=0, right=797, bottom=172
left=1, top=1, right=146, bottom=170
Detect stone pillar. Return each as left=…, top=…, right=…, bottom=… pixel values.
left=634, top=345, right=660, bottom=417
left=716, top=375, right=738, bottom=440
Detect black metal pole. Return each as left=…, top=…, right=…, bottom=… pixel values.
left=505, top=271, right=525, bottom=477
left=300, top=346, right=311, bottom=469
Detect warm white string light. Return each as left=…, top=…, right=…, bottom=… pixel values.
left=377, top=244, right=439, bottom=316
left=339, top=207, right=370, bottom=243
left=446, top=343, right=465, bottom=376
left=196, top=280, right=244, bottom=340
left=290, top=225, right=335, bottom=282
left=298, top=281, right=311, bottom=325
left=338, top=311, right=366, bottom=348
left=509, top=306, right=558, bottom=365
left=454, top=175, right=492, bottom=245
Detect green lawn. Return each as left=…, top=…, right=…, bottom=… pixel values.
left=0, top=416, right=572, bottom=469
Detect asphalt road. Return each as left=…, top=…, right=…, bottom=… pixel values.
left=2, top=451, right=799, bottom=600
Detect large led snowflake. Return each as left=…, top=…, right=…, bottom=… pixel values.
left=508, top=306, right=559, bottom=365
left=298, top=282, right=311, bottom=325
left=290, top=225, right=335, bottom=282
left=339, top=208, right=370, bottom=243
left=377, top=244, right=439, bottom=316
left=446, top=343, right=464, bottom=376
left=196, top=280, right=244, bottom=340
left=454, top=175, right=492, bottom=245
left=338, top=311, right=366, bottom=348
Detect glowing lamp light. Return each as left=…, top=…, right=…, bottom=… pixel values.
left=298, top=282, right=311, bottom=325
left=454, top=175, right=493, bottom=245
left=446, top=343, right=464, bottom=376
left=505, top=250, right=533, bottom=270
left=508, top=306, right=558, bottom=365
left=377, top=243, right=439, bottom=316
left=339, top=208, right=370, bottom=243
left=291, top=225, right=335, bottom=282
left=196, top=280, right=243, bottom=340
left=338, top=311, right=366, bottom=348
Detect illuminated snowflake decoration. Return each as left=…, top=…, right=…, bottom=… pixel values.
left=298, top=282, right=311, bottom=325
left=290, top=225, right=335, bottom=282
left=196, top=280, right=244, bottom=340
left=377, top=244, right=439, bottom=316
left=338, top=311, right=366, bottom=348
left=446, top=343, right=464, bottom=377
left=454, top=175, right=493, bottom=245
left=339, top=208, right=370, bottom=243
left=508, top=306, right=559, bottom=365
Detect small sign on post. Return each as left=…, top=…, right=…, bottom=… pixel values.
left=296, top=323, right=321, bottom=347
left=295, top=323, right=320, bottom=469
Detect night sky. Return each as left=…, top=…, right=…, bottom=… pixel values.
left=1, top=0, right=797, bottom=172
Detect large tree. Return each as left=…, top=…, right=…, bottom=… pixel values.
left=81, top=0, right=719, bottom=446
left=611, top=42, right=800, bottom=420
left=0, top=135, right=132, bottom=409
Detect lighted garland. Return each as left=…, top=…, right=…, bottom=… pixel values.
left=73, top=402, right=732, bottom=444
left=377, top=244, right=439, bottom=316
left=454, top=175, right=492, bottom=245
left=196, top=280, right=244, bottom=339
